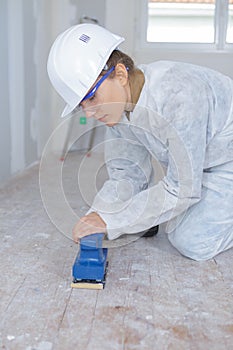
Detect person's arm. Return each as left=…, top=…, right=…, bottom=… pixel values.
left=72, top=122, right=154, bottom=242
left=88, top=123, right=155, bottom=213
left=95, top=76, right=209, bottom=239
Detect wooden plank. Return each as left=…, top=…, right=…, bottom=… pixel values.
left=1, top=158, right=233, bottom=350
left=147, top=234, right=233, bottom=350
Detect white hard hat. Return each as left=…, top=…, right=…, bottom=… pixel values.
left=47, top=24, right=125, bottom=117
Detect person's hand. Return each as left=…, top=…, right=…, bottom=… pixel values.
left=72, top=212, right=107, bottom=243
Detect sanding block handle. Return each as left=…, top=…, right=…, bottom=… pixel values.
left=79, top=233, right=106, bottom=264
left=80, top=232, right=105, bottom=250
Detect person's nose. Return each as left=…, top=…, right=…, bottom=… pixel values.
left=84, top=107, right=96, bottom=119
left=82, top=102, right=99, bottom=119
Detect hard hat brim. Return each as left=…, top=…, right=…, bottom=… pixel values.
left=61, top=102, right=80, bottom=118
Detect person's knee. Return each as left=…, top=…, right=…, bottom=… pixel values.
left=168, top=231, right=215, bottom=261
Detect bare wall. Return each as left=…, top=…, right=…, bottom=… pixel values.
left=0, top=0, right=11, bottom=184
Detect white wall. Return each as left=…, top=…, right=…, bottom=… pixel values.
left=0, top=0, right=53, bottom=184
left=0, top=0, right=82, bottom=185
left=134, top=50, right=233, bottom=79
left=0, top=0, right=11, bottom=182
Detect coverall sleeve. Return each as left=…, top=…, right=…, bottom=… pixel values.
left=90, top=77, right=209, bottom=239
left=88, top=124, right=155, bottom=217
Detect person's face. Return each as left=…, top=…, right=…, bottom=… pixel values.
left=80, top=63, right=131, bottom=127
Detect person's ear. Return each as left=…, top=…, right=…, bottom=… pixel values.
left=114, top=63, right=128, bottom=86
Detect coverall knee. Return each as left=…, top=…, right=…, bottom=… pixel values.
left=168, top=161, right=233, bottom=261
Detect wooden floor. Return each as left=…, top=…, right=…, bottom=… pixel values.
left=0, top=152, right=233, bottom=350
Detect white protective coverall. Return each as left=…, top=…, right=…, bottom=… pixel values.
left=88, top=61, right=233, bottom=261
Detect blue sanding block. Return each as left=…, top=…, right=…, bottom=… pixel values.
left=71, top=233, right=108, bottom=290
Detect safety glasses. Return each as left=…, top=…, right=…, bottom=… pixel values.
left=81, top=66, right=115, bottom=103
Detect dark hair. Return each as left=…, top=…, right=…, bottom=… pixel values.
left=103, top=50, right=135, bottom=77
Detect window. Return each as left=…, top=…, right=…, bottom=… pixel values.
left=145, top=0, right=233, bottom=49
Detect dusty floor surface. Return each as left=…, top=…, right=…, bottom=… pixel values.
left=0, top=151, right=233, bottom=350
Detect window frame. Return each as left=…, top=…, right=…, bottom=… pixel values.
left=136, top=0, right=233, bottom=51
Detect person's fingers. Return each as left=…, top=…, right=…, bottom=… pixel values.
left=72, top=213, right=107, bottom=243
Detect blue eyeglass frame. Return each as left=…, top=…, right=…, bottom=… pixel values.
left=81, top=66, right=115, bottom=103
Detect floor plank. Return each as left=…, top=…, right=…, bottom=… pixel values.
left=0, top=152, right=233, bottom=350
